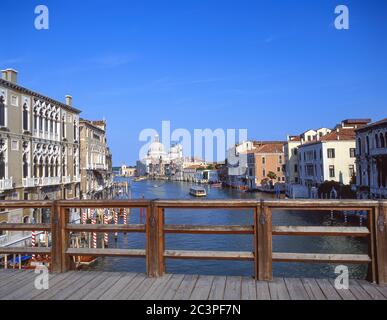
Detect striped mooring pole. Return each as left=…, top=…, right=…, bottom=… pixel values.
left=91, top=210, right=97, bottom=249
left=31, top=230, right=36, bottom=260
left=114, top=209, right=118, bottom=241
left=103, top=209, right=109, bottom=246
left=82, top=209, right=87, bottom=225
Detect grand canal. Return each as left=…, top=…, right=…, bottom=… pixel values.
left=91, top=177, right=368, bottom=279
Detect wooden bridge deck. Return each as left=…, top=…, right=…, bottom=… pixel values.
left=1, top=270, right=386, bottom=300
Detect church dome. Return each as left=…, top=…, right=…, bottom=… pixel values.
left=147, top=135, right=167, bottom=159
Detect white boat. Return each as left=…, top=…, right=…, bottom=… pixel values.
left=189, top=186, right=207, bottom=197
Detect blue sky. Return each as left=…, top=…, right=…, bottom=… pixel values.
left=2, top=0, right=387, bottom=165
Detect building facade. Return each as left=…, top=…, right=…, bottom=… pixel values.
left=246, top=142, right=285, bottom=189
left=79, top=119, right=113, bottom=199
left=0, top=68, right=81, bottom=247
left=356, top=118, right=387, bottom=199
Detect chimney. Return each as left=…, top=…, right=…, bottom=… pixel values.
left=65, top=95, right=72, bottom=106
left=1, top=69, right=18, bottom=83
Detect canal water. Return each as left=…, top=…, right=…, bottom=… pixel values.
left=91, top=177, right=368, bottom=279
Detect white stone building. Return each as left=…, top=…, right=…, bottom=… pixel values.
left=355, top=118, right=387, bottom=199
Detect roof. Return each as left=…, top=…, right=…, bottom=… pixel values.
left=300, top=128, right=356, bottom=147
left=0, top=78, right=81, bottom=114
left=79, top=118, right=106, bottom=133
left=342, top=119, right=372, bottom=125
left=356, top=118, right=387, bottom=132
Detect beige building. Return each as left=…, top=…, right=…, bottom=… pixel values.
left=247, top=142, right=285, bottom=189
left=79, top=119, right=113, bottom=199
left=120, top=164, right=136, bottom=177
left=0, top=68, right=81, bottom=246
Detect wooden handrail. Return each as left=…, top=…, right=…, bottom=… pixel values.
left=0, top=199, right=386, bottom=284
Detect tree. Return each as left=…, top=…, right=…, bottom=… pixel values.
left=267, top=171, right=277, bottom=181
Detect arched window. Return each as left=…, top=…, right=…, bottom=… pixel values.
left=0, top=151, right=5, bottom=179
left=45, top=157, right=49, bottom=177
left=358, top=138, right=362, bottom=155
left=39, top=158, right=43, bottom=178
left=62, top=156, right=66, bottom=176
left=375, top=134, right=379, bottom=148
left=366, top=136, right=370, bottom=154
left=23, top=103, right=29, bottom=131
left=50, top=158, right=54, bottom=177
left=33, top=157, right=38, bottom=177
left=23, top=153, right=28, bottom=178
left=73, top=120, right=77, bottom=141
left=55, top=158, right=59, bottom=177
left=0, top=96, right=5, bottom=127
left=381, top=133, right=386, bottom=148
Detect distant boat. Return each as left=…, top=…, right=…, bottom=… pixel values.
left=210, top=183, right=222, bottom=188
left=133, top=177, right=146, bottom=182
left=189, top=186, right=207, bottom=197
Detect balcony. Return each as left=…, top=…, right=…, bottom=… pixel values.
left=22, top=177, right=39, bottom=188
left=41, top=177, right=61, bottom=186
left=62, top=176, right=71, bottom=184
left=0, top=178, right=13, bottom=191
left=89, top=164, right=106, bottom=171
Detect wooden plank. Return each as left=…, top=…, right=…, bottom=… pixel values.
left=2, top=272, right=60, bottom=300
left=0, top=200, right=52, bottom=208
left=284, top=278, right=310, bottom=300
left=16, top=272, right=77, bottom=300
left=273, top=226, right=370, bottom=237
left=273, top=253, right=371, bottom=264
left=347, top=280, right=372, bottom=300
left=81, top=272, right=125, bottom=300
left=98, top=273, right=138, bottom=300
left=60, top=207, right=71, bottom=272
left=356, top=279, right=387, bottom=300
left=223, top=276, right=242, bottom=300
left=66, top=248, right=146, bottom=257
left=65, top=272, right=111, bottom=300
left=327, top=279, right=356, bottom=300
left=0, top=247, right=51, bottom=255
left=0, top=223, right=51, bottom=231
left=164, top=250, right=254, bottom=260
left=0, top=271, right=37, bottom=299
left=57, top=199, right=150, bottom=208
left=301, top=278, right=326, bottom=300
left=255, top=203, right=272, bottom=280
left=190, top=275, right=214, bottom=300
left=241, top=277, right=257, bottom=300
left=125, top=276, right=157, bottom=300
left=158, top=274, right=185, bottom=300
left=141, top=274, right=173, bottom=300
left=114, top=273, right=148, bottom=300
left=164, top=225, right=254, bottom=234
left=256, top=281, right=271, bottom=300
left=208, top=276, right=227, bottom=300
left=173, top=274, right=199, bottom=300
left=268, top=278, right=290, bottom=300
left=33, top=272, right=92, bottom=300
left=158, top=207, right=165, bottom=276
left=374, top=203, right=387, bottom=284
left=316, top=279, right=342, bottom=300
left=66, top=224, right=145, bottom=233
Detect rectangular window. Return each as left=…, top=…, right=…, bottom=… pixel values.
left=349, top=165, right=355, bottom=178
left=262, top=157, right=265, bottom=164
left=293, top=148, right=298, bottom=156
left=327, top=148, right=335, bottom=158
left=350, top=148, right=356, bottom=158
left=294, top=164, right=298, bottom=173
left=279, top=155, right=282, bottom=164
left=263, top=169, right=266, bottom=177
left=11, top=95, right=18, bottom=106
left=11, top=140, right=19, bottom=151
left=329, top=165, right=335, bottom=178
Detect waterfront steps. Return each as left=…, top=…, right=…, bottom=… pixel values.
left=0, top=270, right=387, bottom=300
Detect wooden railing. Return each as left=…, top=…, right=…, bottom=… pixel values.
left=0, top=199, right=386, bottom=284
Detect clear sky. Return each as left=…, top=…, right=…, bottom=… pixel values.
left=2, top=0, right=387, bottom=165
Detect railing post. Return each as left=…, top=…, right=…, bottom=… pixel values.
left=146, top=201, right=165, bottom=277
left=50, top=200, right=61, bottom=272
left=374, top=201, right=387, bottom=284
left=60, top=206, right=71, bottom=272
left=254, top=200, right=273, bottom=281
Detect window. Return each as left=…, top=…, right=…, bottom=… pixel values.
left=293, top=148, right=298, bottom=156
left=11, top=140, right=19, bottom=151
left=358, top=138, right=362, bottom=155
left=306, top=165, right=314, bottom=176
left=0, top=151, right=5, bottom=179
left=0, top=96, right=5, bottom=127
left=279, top=155, right=282, bottom=164
left=329, top=165, right=335, bottom=178
left=34, top=114, right=37, bottom=131
left=381, top=133, right=385, bottom=148
left=350, top=148, right=356, bottom=158
left=375, top=134, right=379, bottom=148
left=73, top=121, right=77, bottom=141
left=277, top=167, right=281, bottom=173
left=327, top=148, right=335, bottom=158
left=349, top=165, right=355, bottom=178
left=366, top=136, right=370, bottom=154
left=262, top=169, right=266, bottom=177
left=262, top=157, right=265, bottom=164
left=11, top=95, right=18, bottom=106
left=23, top=103, right=29, bottom=131
left=23, top=153, right=28, bottom=178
